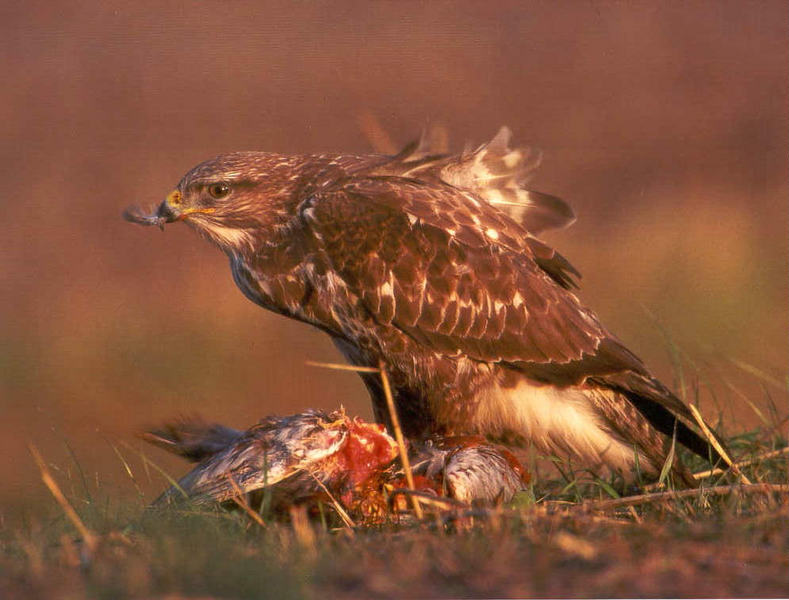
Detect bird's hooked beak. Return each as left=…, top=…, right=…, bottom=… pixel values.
left=123, top=190, right=213, bottom=230
left=155, top=190, right=184, bottom=224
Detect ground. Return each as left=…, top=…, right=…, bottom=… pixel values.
left=2, top=426, right=786, bottom=599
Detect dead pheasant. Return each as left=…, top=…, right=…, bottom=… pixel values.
left=142, top=409, right=529, bottom=520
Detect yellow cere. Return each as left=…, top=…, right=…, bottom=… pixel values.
left=166, top=190, right=182, bottom=206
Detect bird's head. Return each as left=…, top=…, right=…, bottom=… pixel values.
left=124, top=152, right=303, bottom=254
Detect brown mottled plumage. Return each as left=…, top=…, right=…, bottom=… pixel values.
left=125, top=128, right=724, bottom=486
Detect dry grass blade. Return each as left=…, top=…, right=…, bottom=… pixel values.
left=356, top=111, right=398, bottom=154
left=657, top=423, right=677, bottom=487
left=28, top=443, right=98, bottom=552
left=688, top=404, right=752, bottom=484
left=587, top=483, right=788, bottom=511
left=553, top=531, right=598, bottom=560
left=379, top=360, right=424, bottom=520
left=227, top=475, right=266, bottom=529
left=389, top=489, right=467, bottom=511
left=723, top=355, right=786, bottom=389
left=289, top=505, right=317, bottom=557
left=307, top=470, right=356, bottom=529
left=716, top=375, right=771, bottom=426
left=305, top=360, right=381, bottom=373
left=120, top=441, right=189, bottom=499
left=108, top=441, right=144, bottom=497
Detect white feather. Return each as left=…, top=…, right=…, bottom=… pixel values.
left=475, top=381, right=649, bottom=478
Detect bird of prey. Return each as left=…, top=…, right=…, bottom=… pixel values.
left=142, top=410, right=528, bottom=513
left=125, top=127, right=723, bottom=487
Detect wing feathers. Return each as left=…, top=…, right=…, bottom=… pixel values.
left=366, top=127, right=576, bottom=236
left=300, top=170, right=715, bottom=473
left=303, top=178, right=604, bottom=369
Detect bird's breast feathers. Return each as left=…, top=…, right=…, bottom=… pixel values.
left=473, top=379, right=647, bottom=476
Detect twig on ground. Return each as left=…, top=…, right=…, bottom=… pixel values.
left=693, top=446, right=789, bottom=481
left=586, top=483, right=788, bottom=511
left=379, top=360, right=424, bottom=520
left=28, top=444, right=98, bottom=553
left=642, top=446, right=789, bottom=492
left=626, top=505, right=643, bottom=524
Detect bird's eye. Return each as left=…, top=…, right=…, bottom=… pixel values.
left=207, top=182, right=231, bottom=199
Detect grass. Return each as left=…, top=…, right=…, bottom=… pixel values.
left=3, top=335, right=787, bottom=599
left=2, top=415, right=787, bottom=599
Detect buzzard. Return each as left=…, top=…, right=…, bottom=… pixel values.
left=125, top=128, right=723, bottom=486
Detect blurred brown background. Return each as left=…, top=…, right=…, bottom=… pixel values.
left=2, top=1, right=786, bottom=516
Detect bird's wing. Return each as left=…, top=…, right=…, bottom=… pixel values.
left=366, top=127, right=577, bottom=235
left=301, top=176, right=694, bottom=421
left=154, top=412, right=348, bottom=505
